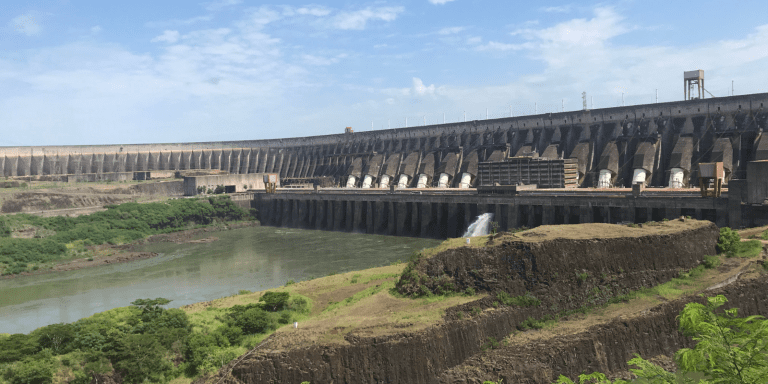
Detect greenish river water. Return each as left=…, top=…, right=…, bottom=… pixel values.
left=0, top=227, right=441, bottom=334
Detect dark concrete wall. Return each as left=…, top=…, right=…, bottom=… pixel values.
left=253, top=190, right=730, bottom=238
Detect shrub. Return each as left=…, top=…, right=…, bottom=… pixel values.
left=259, top=291, right=290, bottom=311
left=2, top=354, right=56, bottom=384
left=109, top=334, right=171, bottom=384
left=717, top=227, right=741, bottom=254
left=228, top=306, right=276, bottom=335
left=577, top=272, right=589, bottom=282
left=496, top=291, right=541, bottom=307
left=702, top=255, right=720, bottom=269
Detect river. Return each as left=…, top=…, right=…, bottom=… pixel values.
left=0, top=226, right=441, bottom=334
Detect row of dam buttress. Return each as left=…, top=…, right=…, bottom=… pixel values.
left=2, top=93, right=768, bottom=188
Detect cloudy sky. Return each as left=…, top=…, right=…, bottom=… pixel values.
left=2, top=0, right=768, bottom=146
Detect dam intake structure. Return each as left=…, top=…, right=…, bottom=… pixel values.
left=5, top=92, right=768, bottom=231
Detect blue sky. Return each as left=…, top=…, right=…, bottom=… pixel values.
left=2, top=0, right=768, bottom=146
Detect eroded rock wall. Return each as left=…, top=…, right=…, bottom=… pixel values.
left=208, top=223, right=719, bottom=384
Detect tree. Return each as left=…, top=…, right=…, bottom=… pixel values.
left=130, top=297, right=171, bottom=321
left=259, top=291, right=290, bottom=311
left=554, top=294, right=768, bottom=384
left=676, top=295, right=768, bottom=384
left=109, top=333, right=171, bottom=384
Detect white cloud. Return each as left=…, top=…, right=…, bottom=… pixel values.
left=296, top=7, right=331, bottom=17
left=412, top=77, right=435, bottom=95
left=301, top=53, right=347, bottom=66
left=90, top=26, right=102, bottom=34
left=204, top=0, right=242, bottom=11
left=332, top=6, right=404, bottom=30
left=151, top=30, right=180, bottom=43
left=466, top=36, right=482, bottom=44
left=475, top=41, right=521, bottom=51
left=541, top=5, right=572, bottom=13
left=9, top=13, right=41, bottom=36
left=145, top=15, right=212, bottom=28
left=428, top=0, right=456, bottom=4
left=438, top=26, right=465, bottom=35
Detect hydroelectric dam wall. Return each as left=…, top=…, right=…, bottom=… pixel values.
left=4, top=93, right=768, bottom=233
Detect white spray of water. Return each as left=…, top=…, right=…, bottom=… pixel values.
left=463, top=213, right=494, bottom=237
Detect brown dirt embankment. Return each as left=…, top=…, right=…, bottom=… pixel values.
left=202, top=220, right=719, bottom=384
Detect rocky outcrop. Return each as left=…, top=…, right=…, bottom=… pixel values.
left=204, top=222, right=720, bottom=384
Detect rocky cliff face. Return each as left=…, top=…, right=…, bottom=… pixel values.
left=205, top=222, right=721, bottom=384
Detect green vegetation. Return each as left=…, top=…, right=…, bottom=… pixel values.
left=0, top=196, right=256, bottom=275
left=0, top=291, right=309, bottom=384
left=717, top=227, right=762, bottom=258
left=554, top=294, right=768, bottom=384
left=496, top=291, right=541, bottom=307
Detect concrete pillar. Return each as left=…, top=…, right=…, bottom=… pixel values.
left=334, top=201, right=345, bottom=231
left=411, top=202, right=420, bottom=237
left=507, top=204, right=518, bottom=229
left=495, top=204, right=504, bottom=231
left=316, top=201, right=326, bottom=229
left=421, top=202, right=432, bottom=238
left=396, top=202, right=408, bottom=236
left=563, top=206, right=571, bottom=224
left=374, top=201, right=386, bottom=234
left=281, top=200, right=291, bottom=227
left=436, top=203, right=445, bottom=238
left=353, top=201, right=363, bottom=232
left=694, top=209, right=702, bottom=220
left=542, top=205, right=555, bottom=225
left=668, top=206, right=681, bottom=220
left=580, top=205, right=593, bottom=224
left=527, top=206, right=536, bottom=228
left=326, top=200, right=335, bottom=230
left=366, top=201, right=374, bottom=234
left=291, top=200, right=300, bottom=227
left=602, top=207, right=611, bottom=223
left=447, top=203, right=459, bottom=237
left=387, top=202, right=396, bottom=236
left=307, top=200, right=316, bottom=229
left=626, top=203, right=636, bottom=224
left=646, top=208, right=653, bottom=223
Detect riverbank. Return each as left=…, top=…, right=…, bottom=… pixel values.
left=0, top=221, right=259, bottom=279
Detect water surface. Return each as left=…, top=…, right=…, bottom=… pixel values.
left=0, top=226, right=441, bottom=334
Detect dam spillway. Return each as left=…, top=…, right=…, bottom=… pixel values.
left=4, top=93, right=768, bottom=231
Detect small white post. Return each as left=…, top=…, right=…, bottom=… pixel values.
left=423, top=115, right=426, bottom=126
left=293, top=321, right=298, bottom=328
left=466, top=238, right=470, bottom=244
left=622, top=93, right=625, bottom=106
left=405, top=117, right=408, bottom=128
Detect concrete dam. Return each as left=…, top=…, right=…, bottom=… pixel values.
left=5, top=93, right=768, bottom=234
